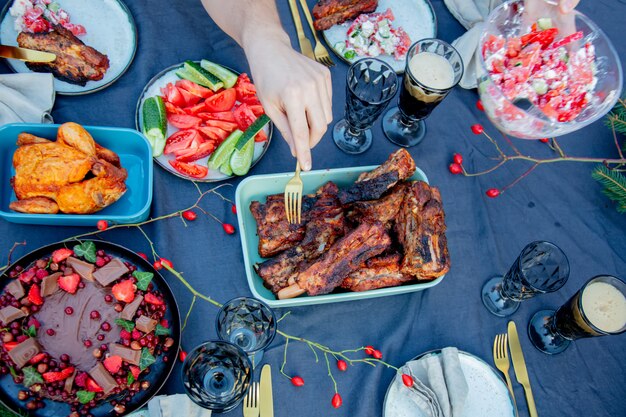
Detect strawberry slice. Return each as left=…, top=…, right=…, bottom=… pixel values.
left=144, top=293, right=164, bottom=306
left=28, top=284, right=43, bottom=306
left=18, top=267, right=36, bottom=284
left=43, top=367, right=75, bottom=383
left=29, top=353, right=47, bottom=364
left=112, top=279, right=136, bottom=303
left=57, top=273, right=81, bottom=294
left=129, top=365, right=141, bottom=379
left=3, top=342, right=18, bottom=352
left=86, top=377, right=103, bottom=392
left=52, top=248, right=74, bottom=264
left=103, top=355, right=122, bottom=374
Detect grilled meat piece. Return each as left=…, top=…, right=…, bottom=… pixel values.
left=296, top=222, right=391, bottom=296
left=395, top=181, right=450, bottom=280
left=17, top=25, right=109, bottom=86
left=255, top=184, right=347, bottom=293
left=347, top=182, right=408, bottom=225
left=341, top=253, right=414, bottom=292
left=313, top=0, right=379, bottom=31
left=338, top=149, right=416, bottom=204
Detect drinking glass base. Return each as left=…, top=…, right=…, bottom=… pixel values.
left=481, top=276, right=520, bottom=317
left=249, top=350, right=263, bottom=369
left=528, top=309, right=571, bottom=354
left=332, top=119, right=372, bottom=154
left=382, top=107, right=426, bottom=147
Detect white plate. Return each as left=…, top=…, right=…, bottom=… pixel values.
left=383, top=350, right=515, bottom=417
left=322, top=0, right=437, bottom=73
left=0, top=0, right=137, bottom=95
left=135, top=62, right=272, bottom=182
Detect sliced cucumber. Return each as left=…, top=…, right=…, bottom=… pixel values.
left=235, top=114, right=270, bottom=150
left=230, top=137, right=254, bottom=176
left=177, top=61, right=224, bottom=91
left=344, top=50, right=356, bottom=60
left=200, top=60, right=238, bottom=89
left=207, top=130, right=243, bottom=170
left=220, top=160, right=233, bottom=176
left=142, top=96, right=167, bottom=157
left=334, top=42, right=346, bottom=54
left=537, top=18, right=553, bottom=30
left=532, top=79, right=548, bottom=95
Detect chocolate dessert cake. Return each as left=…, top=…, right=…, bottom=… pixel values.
left=0, top=243, right=175, bottom=416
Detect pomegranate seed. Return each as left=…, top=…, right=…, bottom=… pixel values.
left=83, top=340, right=92, bottom=348
left=364, top=346, right=375, bottom=355
left=231, top=205, right=237, bottom=214
left=46, top=329, right=55, bottom=336
left=539, top=138, right=549, bottom=143
left=331, top=393, right=342, bottom=408
left=153, top=261, right=163, bottom=271
left=402, top=374, right=414, bottom=387
left=373, top=350, right=383, bottom=359
left=486, top=188, right=501, bottom=198
left=160, top=258, right=173, bottom=269
left=90, top=310, right=101, bottom=320
left=449, top=163, right=462, bottom=175
left=60, top=354, right=70, bottom=363
left=64, top=307, right=73, bottom=315
left=100, top=344, right=108, bottom=351
left=453, top=153, right=463, bottom=165
left=120, top=330, right=131, bottom=340
left=97, top=334, right=105, bottom=341
left=137, top=252, right=148, bottom=261
left=471, top=124, right=484, bottom=135
left=337, top=360, right=347, bottom=372
left=104, top=294, right=113, bottom=303
left=179, top=350, right=187, bottom=362
left=476, top=100, right=484, bottom=111
left=291, top=376, right=305, bottom=386
left=101, top=322, right=111, bottom=331
left=182, top=210, right=197, bottom=221
left=131, top=330, right=141, bottom=340
left=96, top=220, right=108, bottom=231
left=95, top=257, right=106, bottom=267
left=160, top=319, right=168, bottom=328
left=222, top=223, right=235, bottom=234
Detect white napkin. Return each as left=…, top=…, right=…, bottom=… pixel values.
left=147, top=394, right=212, bottom=417
left=0, top=72, right=55, bottom=124
left=443, top=0, right=503, bottom=89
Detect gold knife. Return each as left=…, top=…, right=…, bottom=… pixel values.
left=0, top=45, right=56, bottom=62
left=259, top=364, right=274, bottom=417
left=286, top=0, right=315, bottom=60
left=508, top=321, right=538, bottom=417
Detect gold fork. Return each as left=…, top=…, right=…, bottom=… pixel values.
left=297, top=0, right=335, bottom=67
left=493, top=333, right=519, bottom=417
left=287, top=0, right=315, bottom=60
left=243, top=381, right=260, bottom=417
left=284, top=162, right=303, bottom=224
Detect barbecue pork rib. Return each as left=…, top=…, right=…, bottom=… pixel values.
left=313, top=0, right=379, bottom=31
left=17, top=25, right=109, bottom=86
left=340, top=253, right=414, bottom=292
left=254, top=183, right=347, bottom=294
left=395, top=181, right=450, bottom=280
left=347, top=182, right=408, bottom=225
left=338, top=149, right=416, bottom=204
left=296, top=222, right=391, bottom=296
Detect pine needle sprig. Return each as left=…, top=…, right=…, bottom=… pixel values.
left=605, top=98, right=626, bottom=139
left=592, top=165, right=626, bottom=213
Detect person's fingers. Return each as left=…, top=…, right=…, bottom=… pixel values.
left=315, top=65, right=333, bottom=124
left=305, top=97, right=328, bottom=149
left=559, top=0, right=579, bottom=14
left=264, top=104, right=295, bottom=156
left=284, top=97, right=313, bottom=170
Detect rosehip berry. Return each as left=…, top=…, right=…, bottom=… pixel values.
left=539, top=138, right=549, bottom=143
left=364, top=346, right=375, bottom=356
left=402, top=374, right=414, bottom=387
left=476, top=100, right=484, bottom=111
left=453, top=153, right=463, bottom=165
left=160, top=258, right=173, bottom=269
left=337, top=360, right=347, bottom=372
left=331, top=393, right=342, bottom=408
left=182, top=210, right=197, bottom=221
left=179, top=350, right=187, bottom=362
left=471, top=124, right=484, bottom=135
left=64, top=307, right=73, bottom=315
left=223, top=223, right=235, bottom=234
left=486, top=188, right=501, bottom=198
left=449, top=163, right=462, bottom=175
left=137, top=252, right=148, bottom=261
left=372, top=350, right=383, bottom=360
left=96, top=220, right=108, bottom=231
left=153, top=261, right=163, bottom=270
left=231, top=205, right=237, bottom=214
left=291, top=376, right=305, bottom=387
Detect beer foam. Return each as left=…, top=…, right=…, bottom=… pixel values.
left=582, top=281, right=626, bottom=333
left=408, top=52, right=455, bottom=90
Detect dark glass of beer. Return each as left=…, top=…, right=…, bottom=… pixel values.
left=382, top=39, right=464, bottom=147
left=528, top=275, right=626, bottom=354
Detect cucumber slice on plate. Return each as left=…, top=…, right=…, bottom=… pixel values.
left=200, top=60, right=238, bottom=89
left=176, top=61, right=224, bottom=91
left=208, top=130, right=243, bottom=171
left=230, top=137, right=255, bottom=176
left=235, top=114, right=270, bottom=150
left=219, top=160, right=233, bottom=176
left=142, top=96, right=167, bottom=157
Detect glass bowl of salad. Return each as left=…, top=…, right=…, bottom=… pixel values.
left=477, top=0, right=622, bottom=139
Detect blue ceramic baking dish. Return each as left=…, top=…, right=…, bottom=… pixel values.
left=0, top=123, right=153, bottom=226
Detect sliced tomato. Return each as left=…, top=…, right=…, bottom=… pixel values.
left=521, top=28, right=558, bottom=49
left=184, top=101, right=207, bottom=115
left=169, top=160, right=208, bottom=178
left=175, top=80, right=214, bottom=98
left=167, top=114, right=202, bottom=129
left=248, top=105, right=265, bottom=117
left=197, top=126, right=229, bottom=142
left=204, top=88, right=237, bottom=113
left=197, top=111, right=237, bottom=123
left=177, top=88, right=202, bottom=107
left=161, top=83, right=185, bottom=107
left=255, top=130, right=268, bottom=143
left=176, top=141, right=217, bottom=162
left=233, top=103, right=257, bottom=131
left=164, top=101, right=186, bottom=115
left=203, top=119, right=238, bottom=132
left=164, top=129, right=199, bottom=155
left=235, top=74, right=260, bottom=105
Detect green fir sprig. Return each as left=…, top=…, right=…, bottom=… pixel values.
left=605, top=98, right=626, bottom=138
left=592, top=165, right=626, bottom=213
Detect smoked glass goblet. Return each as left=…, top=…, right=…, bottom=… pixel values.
left=481, top=241, right=570, bottom=317
left=528, top=275, right=626, bottom=354
left=333, top=58, right=398, bottom=154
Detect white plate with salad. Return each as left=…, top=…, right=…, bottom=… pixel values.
left=0, top=0, right=137, bottom=95
left=135, top=60, right=272, bottom=182
left=322, top=0, right=437, bottom=73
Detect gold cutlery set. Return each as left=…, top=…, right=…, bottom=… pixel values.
left=243, top=364, right=274, bottom=417
left=287, top=0, right=334, bottom=66
left=494, top=321, right=538, bottom=417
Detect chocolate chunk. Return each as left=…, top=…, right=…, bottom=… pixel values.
left=66, top=257, right=95, bottom=281
left=108, top=343, right=141, bottom=365
left=64, top=368, right=77, bottom=394
left=120, top=294, right=143, bottom=321
left=135, top=315, right=157, bottom=334
left=41, top=272, right=62, bottom=297
left=5, top=279, right=25, bottom=300
left=88, top=362, right=118, bottom=395
left=8, top=338, right=41, bottom=369
left=93, top=258, right=129, bottom=287
left=0, top=306, right=27, bottom=325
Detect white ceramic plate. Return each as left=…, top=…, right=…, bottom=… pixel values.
left=0, top=0, right=137, bottom=95
left=322, top=0, right=437, bottom=73
left=135, top=62, right=272, bottom=182
left=383, top=350, right=515, bottom=417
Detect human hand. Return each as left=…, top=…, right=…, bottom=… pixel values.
left=243, top=31, right=332, bottom=171
left=524, top=0, right=580, bottom=35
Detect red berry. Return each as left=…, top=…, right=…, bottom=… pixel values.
left=179, top=350, right=187, bottom=362
left=337, top=360, right=347, bottom=372
left=96, top=220, right=108, bottom=231
left=104, top=294, right=113, bottom=303
left=476, top=100, right=484, bottom=111
left=46, top=329, right=55, bottom=336
left=539, top=138, right=549, bottom=143
left=402, top=374, right=414, bottom=387
left=160, top=258, right=173, bottom=269
left=291, top=376, right=305, bottom=387
left=120, top=330, right=131, bottom=340
left=471, top=124, right=484, bottom=135
left=64, top=306, right=74, bottom=315
left=331, top=393, right=342, bottom=408
left=231, top=205, right=237, bottom=214
left=131, top=330, right=142, bottom=340
left=182, top=210, right=197, bottom=221
left=89, top=310, right=100, bottom=320
left=222, top=223, right=235, bottom=234
left=101, top=322, right=111, bottom=332
left=137, top=252, right=148, bottom=261
left=372, top=350, right=383, bottom=360
left=153, top=261, right=163, bottom=270
left=83, top=340, right=92, bottom=348
left=95, top=257, right=106, bottom=267
left=449, top=163, right=462, bottom=175
left=453, top=153, right=463, bottom=165
left=364, top=346, right=374, bottom=356
left=486, top=188, right=501, bottom=198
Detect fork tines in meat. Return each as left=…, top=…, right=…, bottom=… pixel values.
left=297, top=222, right=391, bottom=296
left=347, top=182, right=408, bottom=225
left=338, top=149, right=416, bottom=204
left=17, top=25, right=109, bottom=86
left=395, top=181, right=450, bottom=280
left=340, top=253, right=414, bottom=292
left=313, top=0, right=379, bottom=31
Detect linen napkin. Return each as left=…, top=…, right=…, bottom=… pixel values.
left=443, top=0, right=503, bottom=89
left=125, top=394, right=212, bottom=417
left=0, top=72, right=55, bottom=124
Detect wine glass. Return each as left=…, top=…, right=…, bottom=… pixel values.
left=182, top=340, right=252, bottom=412
left=382, top=39, right=464, bottom=147
left=481, top=241, right=570, bottom=317
left=528, top=275, right=626, bottom=354
left=216, top=297, right=276, bottom=368
left=332, top=58, right=398, bottom=154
